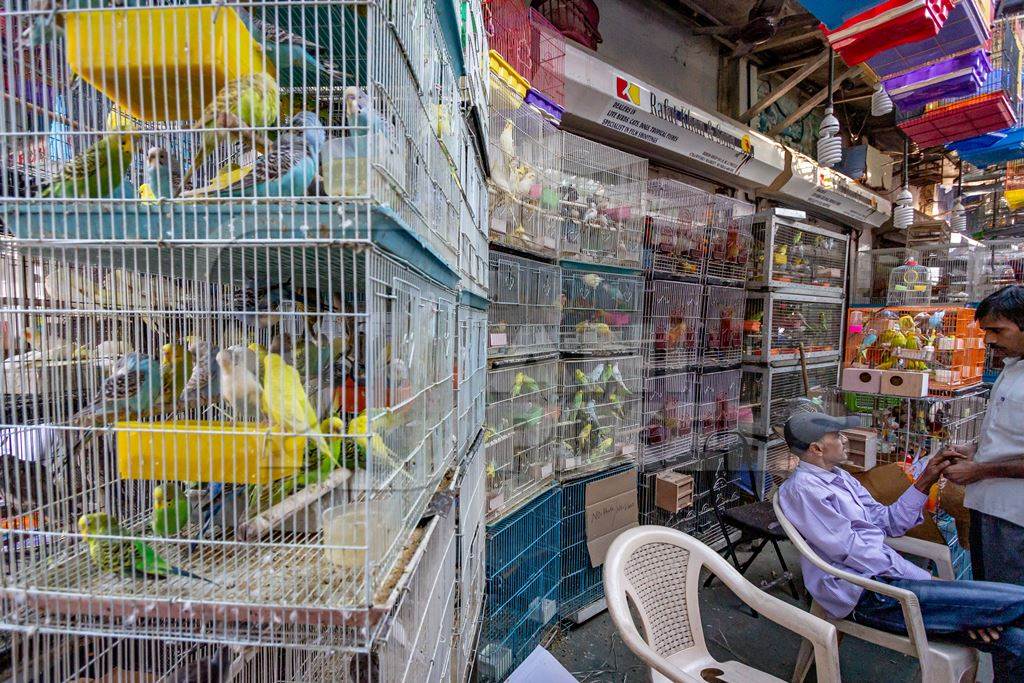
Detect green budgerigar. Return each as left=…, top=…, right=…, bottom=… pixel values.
left=79, top=513, right=213, bottom=582
left=151, top=483, right=192, bottom=537
left=39, top=132, right=135, bottom=199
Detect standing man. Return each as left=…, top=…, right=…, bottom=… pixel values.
left=944, top=285, right=1024, bottom=680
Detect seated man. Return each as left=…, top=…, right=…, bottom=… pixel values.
left=777, top=412, right=1024, bottom=673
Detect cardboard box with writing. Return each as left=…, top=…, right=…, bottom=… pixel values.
left=584, top=468, right=638, bottom=568
left=654, top=471, right=694, bottom=513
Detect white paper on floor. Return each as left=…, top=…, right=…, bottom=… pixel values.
left=507, top=646, right=579, bottom=683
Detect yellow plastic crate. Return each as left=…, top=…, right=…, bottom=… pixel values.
left=64, top=7, right=273, bottom=122
left=116, top=420, right=305, bottom=484
left=488, top=49, right=529, bottom=99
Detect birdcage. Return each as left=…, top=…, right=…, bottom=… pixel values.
left=916, top=242, right=981, bottom=304
left=751, top=438, right=795, bottom=501
left=641, top=370, right=697, bottom=467
left=886, top=257, right=934, bottom=305
left=853, top=247, right=911, bottom=305
left=459, top=132, right=490, bottom=299
left=488, top=251, right=561, bottom=360
left=457, top=298, right=488, bottom=458
left=557, top=356, right=642, bottom=478
left=484, top=358, right=559, bottom=519
left=704, top=194, right=755, bottom=285
left=747, top=211, right=849, bottom=297
left=701, top=285, right=746, bottom=368
left=695, top=370, right=741, bottom=447
left=454, top=436, right=486, bottom=683
left=974, top=238, right=1024, bottom=299
left=643, top=280, right=704, bottom=370
left=643, top=178, right=711, bottom=279
left=638, top=457, right=699, bottom=531
left=741, top=363, right=839, bottom=438
left=559, top=464, right=634, bottom=621
left=743, top=292, right=845, bottom=365
left=559, top=265, right=643, bottom=354
left=559, top=131, right=648, bottom=268
left=484, top=1, right=565, bottom=106
left=486, top=74, right=562, bottom=259
left=480, top=485, right=561, bottom=683
left=527, top=9, right=566, bottom=107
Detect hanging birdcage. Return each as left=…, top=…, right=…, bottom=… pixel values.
left=887, top=257, right=934, bottom=305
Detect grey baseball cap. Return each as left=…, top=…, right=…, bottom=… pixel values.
left=781, top=413, right=864, bottom=452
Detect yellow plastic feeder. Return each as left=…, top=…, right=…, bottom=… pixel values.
left=488, top=50, right=529, bottom=99
left=116, top=420, right=305, bottom=484
left=64, top=6, right=274, bottom=122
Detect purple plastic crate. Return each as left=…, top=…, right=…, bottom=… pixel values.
left=884, top=49, right=991, bottom=108
left=867, top=0, right=991, bottom=77
left=525, top=87, right=564, bottom=121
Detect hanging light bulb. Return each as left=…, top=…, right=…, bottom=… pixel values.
left=818, top=50, right=842, bottom=168
left=894, top=137, right=913, bottom=230
left=950, top=160, right=967, bottom=233
left=871, top=83, right=893, bottom=116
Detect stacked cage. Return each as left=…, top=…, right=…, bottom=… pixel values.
left=457, top=296, right=489, bottom=460
left=488, top=251, right=561, bottom=359
left=484, top=0, right=566, bottom=110
left=974, top=238, right=1024, bottom=299
left=643, top=179, right=710, bottom=280
left=746, top=212, right=849, bottom=296
left=0, top=1, right=487, bottom=680
left=853, top=247, right=911, bottom=306
left=560, top=265, right=644, bottom=354
left=741, top=363, right=840, bottom=438
left=916, top=242, right=981, bottom=304
left=454, top=436, right=487, bottom=683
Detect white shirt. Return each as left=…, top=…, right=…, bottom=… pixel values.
left=965, top=356, right=1024, bottom=527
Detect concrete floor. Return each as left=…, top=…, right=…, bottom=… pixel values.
left=548, top=540, right=920, bottom=682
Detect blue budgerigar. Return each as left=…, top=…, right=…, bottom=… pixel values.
left=241, top=11, right=349, bottom=88
left=145, top=146, right=187, bottom=199
left=71, top=353, right=162, bottom=426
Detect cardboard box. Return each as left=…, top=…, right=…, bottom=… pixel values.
left=842, top=367, right=882, bottom=393
left=842, top=427, right=878, bottom=471
left=584, top=468, right=638, bottom=567
left=880, top=370, right=928, bottom=397
left=654, top=471, right=694, bottom=514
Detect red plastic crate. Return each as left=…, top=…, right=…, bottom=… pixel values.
left=898, top=92, right=1017, bottom=147
left=823, top=0, right=953, bottom=65
left=485, top=0, right=565, bottom=105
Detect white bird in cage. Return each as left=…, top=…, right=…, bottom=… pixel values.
left=71, top=353, right=162, bottom=426
left=17, top=316, right=82, bottom=361
left=178, top=338, right=221, bottom=409
left=582, top=201, right=598, bottom=224
left=217, top=345, right=263, bottom=421
left=513, top=166, right=537, bottom=198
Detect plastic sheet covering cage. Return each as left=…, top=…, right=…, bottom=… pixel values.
left=457, top=300, right=487, bottom=459
left=557, top=355, right=642, bottom=478
left=486, top=74, right=562, bottom=260
left=643, top=178, right=711, bottom=280
left=741, top=363, right=839, bottom=438
left=897, top=18, right=1022, bottom=148
left=454, top=436, right=486, bottom=683
left=487, top=251, right=561, bottom=360
left=704, top=194, right=755, bottom=285
left=853, top=247, right=911, bottom=305
left=746, top=211, right=848, bottom=297
left=643, top=280, right=703, bottom=370
left=844, top=306, right=985, bottom=392
left=560, top=264, right=643, bottom=355
left=559, top=130, right=647, bottom=268
left=695, top=370, right=741, bottom=449
left=484, top=357, right=558, bottom=520
left=0, top=242, right=459, bottom=643
left=916, top=242, right=981, bottom=304
left=458, top=127, right=490, bottom=298
left=1, top=0, right=475, bottom=274
left=479, top=485, right=561, bottom=683
left=974, top=238, right=1024, bottom=299
left=701, top=285, right=746, bottom=368
left=483, top=0, right=566, bottom=106
left=752, top=437, right=795, bottom=501
left=743, top=292, right=845, bottom=365
left=559, top=464, right=635, bottom=619
left=641, top=370, right=697, bottom=467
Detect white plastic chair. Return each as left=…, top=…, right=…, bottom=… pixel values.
left=772, top=493, right=978, bottom=683
left=603, top=525, right=842, bottom=682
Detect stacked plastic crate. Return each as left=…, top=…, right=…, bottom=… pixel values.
left=742, top=210, right=847, bottom=499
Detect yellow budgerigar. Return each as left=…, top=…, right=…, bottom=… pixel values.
left=261, top=352, right=335, bottom=466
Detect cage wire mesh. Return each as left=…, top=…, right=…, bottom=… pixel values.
left=695, top=370, right=741, bottom=449
left=974, top=238, right=1024, bottom=299
left=743, top=292, right=844, bottom=365
left=458, top=133, right=490, bottom=298
left=853, top=247, right=911, bottom=306
left=638, top=457, right=698, bottom=531
left=484, top=358, right=558, bottom=520
left=682, top=430, right=741, bottom=547
left=741, top=363, right=839, bottom=438
left=457, top=303, right=487, bottom=459
left=641, top=370, right=696, bottom=467
left=557, top=356, right=642, bottom=478
left=704, top=194, right=754, bottom=285
left=701, top=285, right=745, bottom=368
left=642, top=178, right=710, bottom=280
left=752, top=438, right=795, bottom=501
left=559, top=265, right=643, bottom=355
left=526, top=9, right=566, bottom=106
left=483, top=0, right=565, bottom=106
left=454, top=437, right=486, bottom=683
left=747, top=212, right=848, bottom=296
left=487, top=251, right=561, bottom=360
left=916, top=242, right=980, bottom=304
left=886, top=258, right=934, bottom=305
left=643, top=280, right=703, bottom=370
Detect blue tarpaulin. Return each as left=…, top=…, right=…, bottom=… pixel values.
left=948, top=127, right=1024, bottom=167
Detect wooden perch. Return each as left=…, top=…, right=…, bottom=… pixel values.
left=236, top=466, right=351, bottom=542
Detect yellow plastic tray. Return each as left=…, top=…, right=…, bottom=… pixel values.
left=1006, top=188, right=1024, bottom=212
left=116, top=420, right=305, bottom=484
left=488, top=49, right=529, bottom=99
left=64, top=7, right=273, bottom=122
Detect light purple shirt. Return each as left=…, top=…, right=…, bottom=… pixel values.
left=778, top=460, right=932, bottom=618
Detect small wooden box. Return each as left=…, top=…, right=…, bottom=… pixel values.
left=880, top=370, right=928, bottom=397
left=842, top=367, right=882, bottom=394
left=842, top=427, right=878, bottom=471
left=655, top=471, right=694, bottom=513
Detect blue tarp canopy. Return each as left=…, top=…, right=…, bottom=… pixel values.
left=948, top=127, right=1024, bottom=167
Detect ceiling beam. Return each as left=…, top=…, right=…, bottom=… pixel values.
left=767, top=65, right=863, bottom=136
left=751, top=26, right=823, bottom=54
left=759, top=57, right=813, bottom=76
left=738, top=50, right=828, bottom=123
left=670, top=0, right=745, bottom=56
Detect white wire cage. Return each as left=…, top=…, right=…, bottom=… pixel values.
left=704, top=194, right=754, bottom=285
left=487, top=251, right=561, bottom=360
left=852, top=247, right=910, bottom=306
left=559, top=131, right=647, bottom=268
left=458, top=132, right=490, bottom=299
left=559, top=265, right=643, bottom=355
left=751, top=437, right=795, bottom=501
left=886, top=258, right=933, bottom=306
left=740, top=363, right=839, bottom=438
left=695, top=369, right=741, bottom=447
left=742, top=292, right=844, bottom=365
left=454, top=436, right=486, bottom=683
left=484, top=358, right=559, bottom=520
left=974, top=238, right=1024, bottom=300
left=557, top=355, right=642, bottom=478
left=643, top=280, right=703, bottom=370
left=638, top=457, right=698, bottom=531
left=486, top=74, right=561, bottom=260
left=747, top=211, right=848, bottom=297
left=916, top=243, right=980, bottom=305
left=701, top=285, right=745, bottom=368
left=642, top=178, right=710, bottom=279
left=456, top=301, right=487, bottom=459
left=641, top=370, right=696, bottom=467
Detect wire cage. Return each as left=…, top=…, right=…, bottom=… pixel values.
left=853, top=247, right=911, bottom=305
left=454, top=436, right=486, bottom=683
left=559, top=464, right=635, bottom=620
left=886, top=257, right=934, bottom=305
left=487, top=251, right=561, bottom=360
left=480, top=485, right=561, bottom=683
left=483, top=1, right=565, bottom=106
left=0, top=242, right=459, bottom=642
left=747, top=211, right=848, bottom=297
left=741, top=363, right=839, bottom=438
left=695, top=370, right=741, bottom=448
left=459, top=132, right=490, bottom=298
left=484, top=357, right=559, bottom=520
left=743, top=292, right=845, bottom=365
left=559, top=131, right=648, bottom=268
left=974, top=238, right=1024, bottom=299
left=985, top=344, right=1009, bottom=383
left=641, top=370, right=697, bottom=467
left=643, top=178, right=711, bottom=280
left=638, top=456, right=699, bottom=532
left=457, top=301, right=488, bottom=459
left=704, top=194, right=755, bottom=285
left=486, top=74, right=562, bottom=259
left=557, top=355, right=643, bottom=478
left=643, top=280, right=704, bottom=370
left=526, top=9, right=566, bottom=106
left=701, top=285, right=746, bottom=368
left=559, top=265, right=643, bottom=354
left=916, top=242, right=981, bottom=304
left=751, top=437, right=796, bottom=501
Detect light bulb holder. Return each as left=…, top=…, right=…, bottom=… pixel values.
left=871, top=84, right=893, bottom=116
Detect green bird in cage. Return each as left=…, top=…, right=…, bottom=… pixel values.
left=79, top=513, right=214, bottom=583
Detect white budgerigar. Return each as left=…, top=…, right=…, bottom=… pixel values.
left=216, top=345, right=263, bottom=420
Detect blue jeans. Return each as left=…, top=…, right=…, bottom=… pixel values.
left=970, top=509, right=1024, bottom=681
left=852, top=577, right=1024, bottom=679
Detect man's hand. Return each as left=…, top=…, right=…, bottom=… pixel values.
left=939, top=443, right=976, bottom=462
left=944, top=460, right=989, bottom=486
left=969, top=627, right=1003, bottom=644
left=913, top=453, right=958, bottom=493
